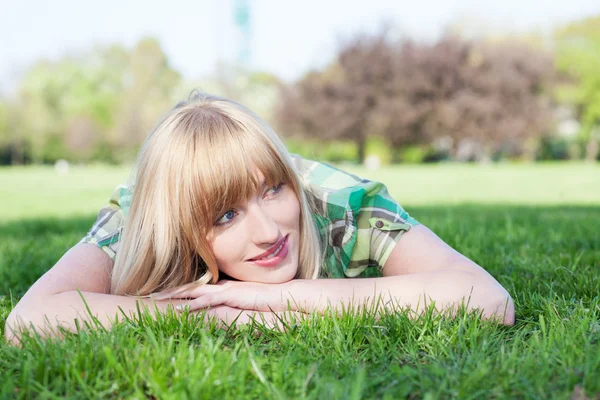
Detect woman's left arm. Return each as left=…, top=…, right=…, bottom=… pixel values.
left=288, top=224, right=514, bottom=325
left=154, top=225, right=514, bottom=325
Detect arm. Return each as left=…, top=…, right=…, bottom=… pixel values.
left=156, top=225, right=515, bottom=325
left=290, top=224, right=514, bottom=323
left=5, top=244, right=304, bottom=344
left=296, top=224, right=513, bottom=324
left=4, top=244, right=187, bottom=345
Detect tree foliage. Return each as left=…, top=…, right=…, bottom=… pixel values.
left=277, top=33, right=397, bottom=162
left=555, top=15, right=600, bottom=160
left=277, top=32, right=554, bottom=163
left=0, top=17, right=598, bottom=165
left=0, top=38, right=181, bottom=164
left=424, top=39, right=554, bottom=160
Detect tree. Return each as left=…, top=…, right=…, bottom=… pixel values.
left=278, top=32, right=554, bottom=163
left=13, top=47, right=127, bottom=163
left=277, top=33, right=396, bottom=163
left=419, top=38, right=554, bottom=160
left=196, top=65, right=282, bottom=126
left=555, top=15, right=600, bottom=161
left=376, top=38, right=473, bottom=162
left=3, top=37, right=181, bottom=165
left=109, top=38, right=182, bottom=152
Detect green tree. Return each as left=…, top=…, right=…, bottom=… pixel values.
left=14, top=46, right=128, bottom=163
left=190, top=64, right=282, bottom=127
left=109, top=38, right=182, bottom=154
left=6, top=38, right=181, bottom=165
left=555, top=15, right=600, bottom=160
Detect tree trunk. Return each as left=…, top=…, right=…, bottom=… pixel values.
left=391, top=144, right=402, bottom=164
left=585, top=136, right=599, bottom=162
left=357, top=136, right=366, bottom=164
left=11, top=141, right=24, bottom=165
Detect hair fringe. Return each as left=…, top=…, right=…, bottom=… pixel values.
left=110, top=91, right=323, bottom=296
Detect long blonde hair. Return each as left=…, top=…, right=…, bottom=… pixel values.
left=110, top=91, right=322, bottom=296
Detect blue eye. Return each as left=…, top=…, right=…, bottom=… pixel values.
left=216, top=210, right=237, bottom=226
left=266, top=182, right=284, bottom=196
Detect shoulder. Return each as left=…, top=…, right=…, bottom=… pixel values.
left=290, top=154, right=417, bottom=223
left=290, top=154, right=419, bottom=278
left=290, top=154, right=364, bottom=190
left=79, top=183, right=132, bottom=262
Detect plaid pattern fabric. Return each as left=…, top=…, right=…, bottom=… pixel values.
left=290, top=156, right=419, bottom=278
left=79, top=184, right=130, bottom=261
left=80, top=155, right=419, bottom=278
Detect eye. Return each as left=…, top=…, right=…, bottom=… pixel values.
left=215, top=210, right=237, bottom=226
left=265, top=182, right=285, bottom=198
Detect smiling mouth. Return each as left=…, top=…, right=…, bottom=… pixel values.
left=249, top=235, right=289, bottom=261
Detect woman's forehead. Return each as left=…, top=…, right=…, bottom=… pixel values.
left=251, top=168, right=268, bottom=186
left=215, top=167, right=272, bottom=205
left=247, top=164, right=279, bottom=185
left=207, top=158, right=289, bottom=210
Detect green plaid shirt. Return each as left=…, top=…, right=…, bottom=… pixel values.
left=80, top=155, right=419, bottom=278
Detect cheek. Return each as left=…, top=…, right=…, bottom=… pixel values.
left=207, top=229, right=241, bottom=266
left=282, top=191, right=301, bottom=228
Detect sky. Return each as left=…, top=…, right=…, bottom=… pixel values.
left=1, top=0, right=599, bottom=93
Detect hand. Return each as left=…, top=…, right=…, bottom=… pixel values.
left=149, top=280, right=297, bottom=313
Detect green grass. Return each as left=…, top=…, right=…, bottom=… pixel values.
left=1, top=162, right=598, bottom=222
left=1, top=164, right=599, bottom=398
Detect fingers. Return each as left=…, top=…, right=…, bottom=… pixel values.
left=176, top=292, right=226, bottom=312
left=150, top=284, right=224, bottom=300
left=150, top=280, right=240, bottom=300
left=148, top=285, right=189, bottom=299
left=149, top=289, right=186, bottom=300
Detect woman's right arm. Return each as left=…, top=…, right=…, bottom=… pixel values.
left=4, top=243, right=186, bottom=345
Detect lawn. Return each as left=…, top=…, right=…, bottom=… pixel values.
left=0, top=163, right=599, bottom=399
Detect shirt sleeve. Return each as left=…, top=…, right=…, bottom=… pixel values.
left=79, top=184, right=128, bottom=262
left=290, top=153, right=419, bottom=278
left=349, top=180, right=419, bottom=278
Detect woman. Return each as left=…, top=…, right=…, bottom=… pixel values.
left=5, top=92, right=514, bottom=344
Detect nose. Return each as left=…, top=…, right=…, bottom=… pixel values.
left=247, top=203, right=280, bottom=245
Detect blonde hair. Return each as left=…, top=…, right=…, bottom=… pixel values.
left=110, top=91, right=322, bottom=296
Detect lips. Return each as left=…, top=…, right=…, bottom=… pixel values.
left=249, top=235, right=288, bottom=261
left=247, top=235, right=290, bottom=268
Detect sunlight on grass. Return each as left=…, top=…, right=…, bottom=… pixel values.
left=1, top=163, right=599, bottom=398
left=346, top=162, right=600, bottom=206
left=1, top=162, right=598, bottom=222
left=1, top=165, right=130, bottom=222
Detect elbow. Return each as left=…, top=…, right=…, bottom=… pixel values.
left=498, top=292, right=515, bottom=326
left=462, top=272, right=515, bottom=326
left=4, top=302, right=50, bottom=346
left=4, top=309, right=26, bottom=346
left=483, top=286, right=515, bottom=326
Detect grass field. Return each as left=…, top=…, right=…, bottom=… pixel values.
left=0, top=163, right=599, bottom=399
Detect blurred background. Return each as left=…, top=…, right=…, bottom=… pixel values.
left=0, top=0, right=599, bottom=166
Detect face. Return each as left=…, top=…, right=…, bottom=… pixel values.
left=206, top=171, right=301, bottom=283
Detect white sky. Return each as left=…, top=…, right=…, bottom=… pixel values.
left=1, top=0, right=599, bottom=93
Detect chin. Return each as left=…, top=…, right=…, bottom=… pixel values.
left=260, top=271, right=296, bottom=284
left=253, top=264, right=298, bottom=284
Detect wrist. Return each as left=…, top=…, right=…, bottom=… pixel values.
left=282, top=279, right=313, bottom=312
left=142, top=298, right=187, bottom=314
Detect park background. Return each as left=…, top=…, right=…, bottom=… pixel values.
left=0, top=1, right=599, bottom=398
left=0, top=0, right=600, bottom=166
